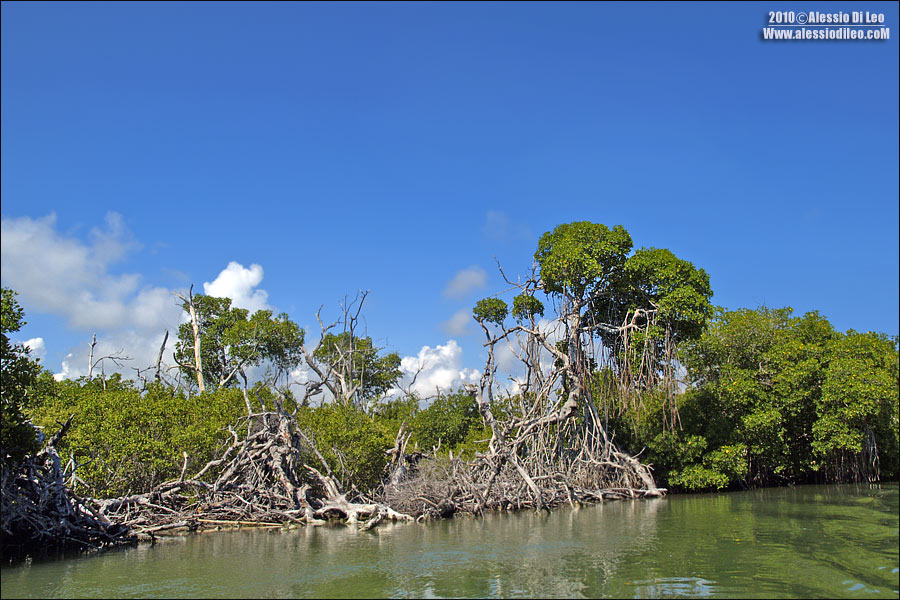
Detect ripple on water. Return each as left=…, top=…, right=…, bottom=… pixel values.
left=628, top=577, right=718, bottom=598
left=1, top=483, right=897, bottom=599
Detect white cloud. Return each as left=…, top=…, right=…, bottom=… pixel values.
left=0, top=213, right=178, bottom=332
left=289, top=364, right=310, bottom=386
left=1, top=213, right=278, bottom=383
left=397, top=340, right=480, bottom=398
left=443, top=308, right=473, bottom=336
left=443, top=266, right=487, bottom=299
left=23, top=337, right=46, bottom=362
left=203, top=262, right=270, bottom=313
left=87, top=211, right=140, bottom=263
left=53, top=355, right=77, bottom=382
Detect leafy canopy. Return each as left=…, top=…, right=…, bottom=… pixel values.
left=532, top=223, right=712, bottom=342
left=512, top=294, right=544, bottom=322
left=472, top=298, right=508, bottom=326
left=534, top=221, right=633, bottom=302
left=175, top=294, right=304, bottom=390
left=672, top=307, right=899, bottom=487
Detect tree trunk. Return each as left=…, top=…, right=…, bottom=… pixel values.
left=186, top=286, right=205, bottom=393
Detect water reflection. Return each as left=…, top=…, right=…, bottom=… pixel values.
left=2, top=484, right=897, bottom=599
left=629, top=577, right=718, bottom=599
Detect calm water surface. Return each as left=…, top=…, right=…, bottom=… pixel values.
left=2, top=483, right=897, bottom=598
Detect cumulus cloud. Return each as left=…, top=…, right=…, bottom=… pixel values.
left=0, top=213, right=178, bottom=332
left=1, top=213, right=277, bottom=383
left=203, top=262, right=270, bottom=313
left=397, top=340, right=480, bottom=398
left=23, top=337, right=46, bottom=362
left=443, top=308, right=474, bottom=336
left=443, top=266, right=487, bottom=299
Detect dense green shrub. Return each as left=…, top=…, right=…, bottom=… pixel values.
left=295, top=403, right=394, bottom=493
left=624, top=307, right=899, bottom=491
left=28, top=380, right=246, bottom=497
left=409, top=391, right=483, bottom=452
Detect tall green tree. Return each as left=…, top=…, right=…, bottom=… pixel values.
left=533, top=223, right=711, bottom=360
left=531, top=222, right=712, bottom=429
left=815, top=330, right=899, bottom=480
left=534, top=221, right=633, bottom=304
left=616, top=247, right=713, bottom=343
left=174, top=294, right=305, bottom=392
left=1, top=288, right=42, bottom=465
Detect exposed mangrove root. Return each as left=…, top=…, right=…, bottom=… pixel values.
left=4, top=378, right=662, bottom=558
left=88, top=406, right=412, bottom=538
left=381, top=388, right=664, bottom=521
left=1, top=417, right=135, bottom=559
left=383, top=454, right=662, bottom=521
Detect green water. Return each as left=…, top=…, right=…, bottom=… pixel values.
left=2, top=483, right=897, bottom=598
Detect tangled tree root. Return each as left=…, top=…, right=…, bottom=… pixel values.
left=382, top=441, right=664, bottom=521
left=1, top=418, right=134, bottom=560
left=89, top=406, right=412, bottom=539
left=380, top=399, right=664, bottom=522
left=4, top=394, right=662, bottom=559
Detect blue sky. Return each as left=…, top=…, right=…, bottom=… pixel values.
left=2, top=2, right=898, bottom=391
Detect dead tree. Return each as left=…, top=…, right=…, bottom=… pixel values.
left=85, top=333, right=133, bottom=389
left=173, top=285, right=204, bottom=393
left=297, top=291, right=400, bottom=410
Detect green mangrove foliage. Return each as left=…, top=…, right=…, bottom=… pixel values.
left=618, top=307, right=899, bottom=491
left=534, top=221, right=634, bottom=302
left=22, top=379, right=490, bottom=498
left=27, top=378, right=248, bottom=497
left=3, top=219, right=897, bottom=503
left=1, top=288, right=42, bottom=465
left=531, top=222, right=713, bottom=431
left=174, top=293, right=305, bottom=392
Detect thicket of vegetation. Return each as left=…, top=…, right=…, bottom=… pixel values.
left=16, top=378, right=493, bottom=501
left=609, top=307, right=898, bottom=490
left=12, top=311, right=895, bottom=500
left=2, top=221, right=897, bottom=557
